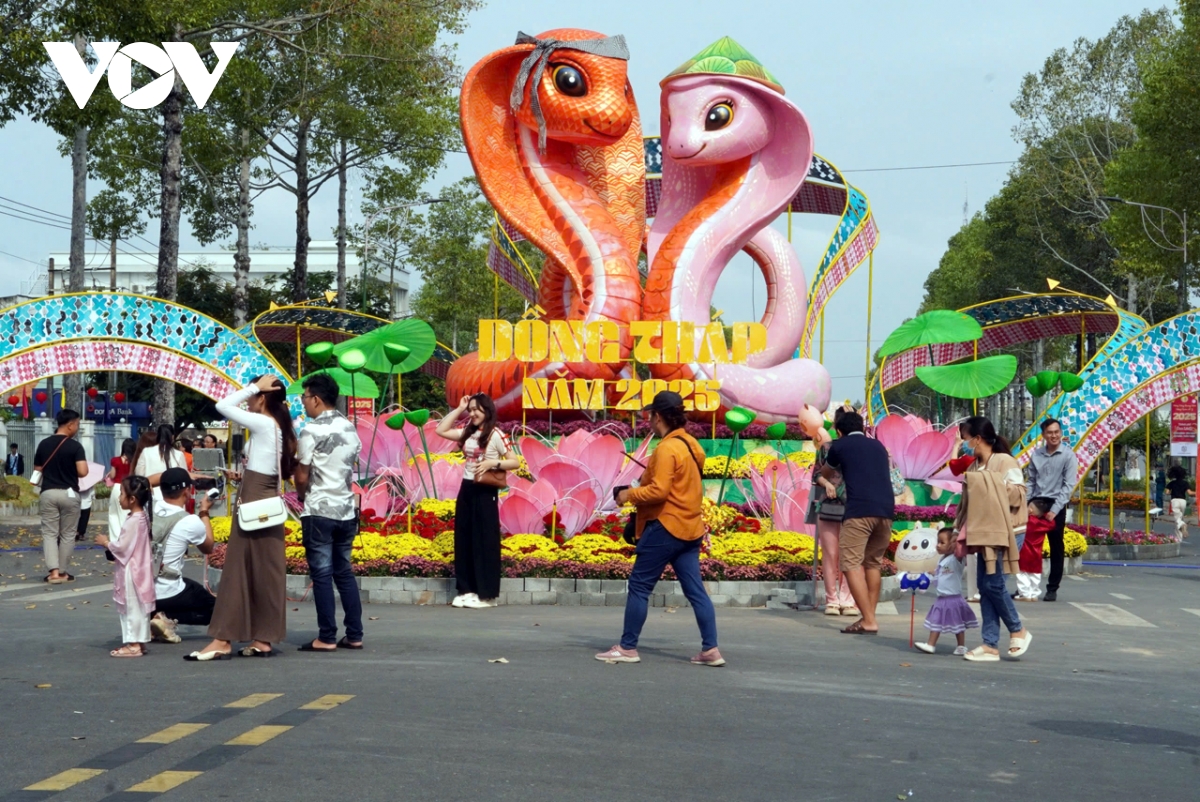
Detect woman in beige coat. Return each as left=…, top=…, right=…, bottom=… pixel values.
left=954, top=417, right=1032, bottom=663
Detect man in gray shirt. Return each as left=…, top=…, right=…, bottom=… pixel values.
left=1026, top=418, right=1079, bottom=601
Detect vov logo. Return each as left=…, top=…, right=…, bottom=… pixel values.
left=43, top=42, right=239, bottom=110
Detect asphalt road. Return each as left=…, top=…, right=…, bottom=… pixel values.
left=1, top=526, right=1199, bottom=801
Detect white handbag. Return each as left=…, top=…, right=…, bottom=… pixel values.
left=236, top=427, right=287, bottom=531
left=237, top=495, right=288, bottom=531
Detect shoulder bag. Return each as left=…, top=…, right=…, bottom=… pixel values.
left=29, top=435, right=70, bottom=489
left=236, top=426, right=288, bottom=531
left=473, top=430, right=508, bottom=489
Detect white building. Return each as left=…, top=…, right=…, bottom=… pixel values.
left=42, top=240, right=409, bottom=316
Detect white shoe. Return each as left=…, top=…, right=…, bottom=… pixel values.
left=451, top=593, right=478, bottom=608
left=463, top=596, right=495, bottom=609
left=151, top=615, right=181, bottom=644
left=914, top=642, right=936, bottom=654
left=953, top=646, right=968, bottom=656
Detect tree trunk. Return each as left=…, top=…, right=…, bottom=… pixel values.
left=336, top=138, right=347, bottom=308
left=1032, top=339, right=1045, bottom=419
left=153, top=67, right=185, bottom=428
left=291, top=116, right=312, bottom=304
left=1126, top=275, right=1139, bottom=318
left=64, top=34, right=88, bottom=413
left=232, top=127, right=252, bottom=328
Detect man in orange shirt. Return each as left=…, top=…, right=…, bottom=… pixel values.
left=595, top=391, right=724, bottom=667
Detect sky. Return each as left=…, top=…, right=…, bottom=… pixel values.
left=0, top=0, right=1164, bottom=403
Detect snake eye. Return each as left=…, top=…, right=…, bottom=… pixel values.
left=705, top=102, right=733, bottom=130
left=552, top=64, right=586, bottom=97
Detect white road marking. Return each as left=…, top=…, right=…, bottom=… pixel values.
left=1110, top=593, right=1134, bottom=600
left=1069, top=602, right=1156, bottom=627
left=1, top=584, right=111, bottom=601
left=0, top=582, right=47, bottom=593
left=1181, top=609, right=1200, bottom=619
left=1066, top=575, right=1086, bottom=582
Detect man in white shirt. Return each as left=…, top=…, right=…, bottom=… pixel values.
left=295, top=373, right=363, bottom=652
left=149, top=468, right=216, bottom=643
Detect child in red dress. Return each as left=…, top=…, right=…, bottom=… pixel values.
left=1017, top=498, right=1054, bottom=601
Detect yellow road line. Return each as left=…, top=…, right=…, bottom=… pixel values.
left=224, top=693, right=284, bottom=708
left=299, top=694, right=355, bottom=710
left=224, top=725, right=293, bottom=746
left=126, top=770, right=203, bottom=792
left=24, top=768, right=105, bottom=791
left=137, top=723, right=209, bottom=744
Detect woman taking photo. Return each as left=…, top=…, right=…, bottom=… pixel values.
left=435, top=394, right=518, bottom=609
left=105, top=438, right=136, bottom=543
left=186, top=375, right=296, bottom=661
left=954, top=416, right=1032, bottom=663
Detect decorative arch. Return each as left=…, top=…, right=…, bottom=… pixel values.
left=0, top=292, right=293, bottom=410
left=1015, top=311, right=1200, bottom=479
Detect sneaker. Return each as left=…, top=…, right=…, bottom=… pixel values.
left=150, top=615, right=181, bottom=644
left=451, top=593, right=478, bottom=608
left=1043, top=590, right=1057, bottom=602
left=463, top=596, right=495, bottom=609
left=914, top=642, right=935, bottom=654
left=595, top=645, right=640, bottom=663
left=953, top=646, right=968, bottom=656
left=823, top=605, right=842, bottom=616
left=690, top=647, right=726, bottom=667
left=840, top=607, right=860, bottom=617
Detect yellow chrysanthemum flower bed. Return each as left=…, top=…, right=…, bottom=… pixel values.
left=702, top=497, right=739, bottom=534
left=414, top=498, right=457, bottom=519
left=500, top=533, right=561, bottom=561
left=708, top=530, right=816, bottom=566
left=559, top=533, right=636, bottom=564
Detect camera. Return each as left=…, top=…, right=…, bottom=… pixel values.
left=205, top=488, right=221, bottom=501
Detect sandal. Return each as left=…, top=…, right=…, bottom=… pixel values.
left=183, top=649, right=232, bottom=662
left=239, top=646, right=278, bottom=658
left=337, top=637, right=363, bottom=650
left=297, top=641, right=337, bottom=653
left=110, top=645, right=145, bottom=658
left=46, top=573, right=66, bottom=584
left=963, top=646, right=1000, bottom=662
left=839, top=621, right=878, bottom=635
left=1008, top=630, right=1032, bottom=658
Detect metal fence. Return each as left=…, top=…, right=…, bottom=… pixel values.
left=6, top=421, right=36, bottom=478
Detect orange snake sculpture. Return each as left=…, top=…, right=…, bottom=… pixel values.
left=448, top=29, right=645, bottom=420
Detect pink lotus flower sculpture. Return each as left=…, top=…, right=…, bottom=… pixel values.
left=498, top=428, right=651, bottom=538
left=354, top=414, right=454, bottom=478
left=741, top=460, right=813, bottom=534
left=875, top=414, right=958, bottom=492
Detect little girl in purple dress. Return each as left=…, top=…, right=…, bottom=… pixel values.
left=915, top=528, right=978, bottom=655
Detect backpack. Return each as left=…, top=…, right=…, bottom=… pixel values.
left=151, top=510, right=190, bottom=580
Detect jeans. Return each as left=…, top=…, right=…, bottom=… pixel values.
left=621, top=520, right=717, bottom=651
left=303, top=516, right=363, bottom=644
left=977, top=552, right=1022, bottom=647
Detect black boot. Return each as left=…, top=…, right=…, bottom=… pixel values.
left=1044, top=590, right=1057, bottom=602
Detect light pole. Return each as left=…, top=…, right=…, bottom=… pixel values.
left=1101, top=196, right=1189, bottom=314
left=361, top=197, right=445, bottom=316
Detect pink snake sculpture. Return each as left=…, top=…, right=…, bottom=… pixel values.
left=644, top=39, right=832, bottom=422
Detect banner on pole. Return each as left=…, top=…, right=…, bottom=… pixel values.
left=1170, top=395, right=1197, bottom=457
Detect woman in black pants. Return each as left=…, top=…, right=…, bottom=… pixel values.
left=435, top=394, right=519, bottom=609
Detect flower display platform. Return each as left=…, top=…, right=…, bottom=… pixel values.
left=204, top=568, right=894, bottom=608
left=1083, top=543, right=1182, bottom=561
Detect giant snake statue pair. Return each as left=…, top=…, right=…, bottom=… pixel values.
left=448, top=29, right=834, bottom=422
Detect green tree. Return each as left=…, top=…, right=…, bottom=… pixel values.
left=1105, top=0, right=1200, bottom=313
left=919, top=214, right=992, bottom=313
left=406, top=178, right=531, bottom=353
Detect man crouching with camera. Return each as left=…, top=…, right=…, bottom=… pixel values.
left=148, top=468, right=216, bottom=643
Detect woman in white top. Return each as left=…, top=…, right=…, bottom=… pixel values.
left=136, top=424, right=188, bottom=503
left=435, top=394, right=518, bottom=609
left=187, top=375, right=297, bottom=662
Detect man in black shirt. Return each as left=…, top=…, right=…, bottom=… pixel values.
left=823, top=411, right=895, bottom=635
left=34, top=409, right=88, bottom=583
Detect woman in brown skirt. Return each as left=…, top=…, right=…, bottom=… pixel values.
left=185, top=375, right=297, bottom=661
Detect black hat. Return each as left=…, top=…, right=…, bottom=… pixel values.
left=160, top=467, right=193, bottom=494
left=645, top=390, right=684, bottom=413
